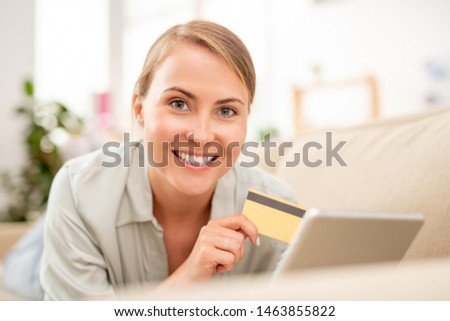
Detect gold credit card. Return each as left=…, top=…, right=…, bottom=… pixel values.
left=243, top=189, right=306, bottom=243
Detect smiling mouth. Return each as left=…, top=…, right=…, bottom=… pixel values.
left=173, top=150, right=219, bottom=167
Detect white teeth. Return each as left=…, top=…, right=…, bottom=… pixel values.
left=175, top=151, right=215, bottom=166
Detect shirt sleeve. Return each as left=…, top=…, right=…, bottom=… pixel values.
left=40, top=164, right=114, bottom=300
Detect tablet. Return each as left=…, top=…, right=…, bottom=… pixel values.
left=272, top=208, right=424, bottom=279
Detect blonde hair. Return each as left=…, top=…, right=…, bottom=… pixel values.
left=134, top=20, right=256, bottom=105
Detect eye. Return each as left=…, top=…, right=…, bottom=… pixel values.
left=169, top=100, right=189, bottom=111
left=218, top=107, right=236, bottom=118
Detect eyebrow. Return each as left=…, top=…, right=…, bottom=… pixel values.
left=163, top=86, right=245, bottom=106
left=164, top=87, right=197, bottom=101
left=216, top=97, right=245, bottom=106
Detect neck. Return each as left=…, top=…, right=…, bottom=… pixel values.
left=149, top=169, right=214, bottom=225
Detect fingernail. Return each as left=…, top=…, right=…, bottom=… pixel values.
left=256, top=236, right=261, bottom=247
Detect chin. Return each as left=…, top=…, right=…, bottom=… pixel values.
left=170, top=176, right=217, bottom=197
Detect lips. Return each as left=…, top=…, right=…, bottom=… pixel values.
left=173, top=150, right=219, bottom=167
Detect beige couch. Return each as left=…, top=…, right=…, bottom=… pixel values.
left=276, top=106, right=450, bottom=261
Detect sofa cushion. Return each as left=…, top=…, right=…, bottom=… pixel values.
left=276, top=107, right=450, bottom=260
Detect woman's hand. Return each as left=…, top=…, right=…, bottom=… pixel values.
left=159, top=214, right=259, bottom=287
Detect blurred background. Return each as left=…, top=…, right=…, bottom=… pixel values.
left=1, top=0, right=450, bottom=219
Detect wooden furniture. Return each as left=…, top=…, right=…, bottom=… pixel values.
left=292, top=75, right=379, bottom=135
left=0, top=222, right=31, bottom=260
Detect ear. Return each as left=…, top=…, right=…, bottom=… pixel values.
left=132, top=93, right=145, bottom=127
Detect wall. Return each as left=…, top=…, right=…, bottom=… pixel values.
left=117, top=0, right=450, bottom=139
left=269, top=0, right=450, bottom=137
left=34, top=0, right=109, bottom=121
left=0, top=0, right=34, bottom=207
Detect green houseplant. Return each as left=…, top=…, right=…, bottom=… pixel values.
left=0, top=80, right=83, bottom=222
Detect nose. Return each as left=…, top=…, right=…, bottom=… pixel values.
left=187, top=114, right=215, bottom=145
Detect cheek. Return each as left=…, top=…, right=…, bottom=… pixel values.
left=228, top=120, right=247, bottom=142
left=143, top=112, right=183, bottom=142
left=143, top=114, right=183, bottom=164
left=219, top=122, right=247, bottom=158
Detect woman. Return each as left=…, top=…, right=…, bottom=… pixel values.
left=41, top=20, right=297, bottom=300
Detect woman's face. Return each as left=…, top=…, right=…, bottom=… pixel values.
left=134, top=42, right=249, bottom=197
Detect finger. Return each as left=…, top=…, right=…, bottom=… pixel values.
left=230, top=228, right=246, bottom=259
left=211, top=234, right=243, bottom=263
left=198, top=226, right=245, bottom=264
left=205, top=225, right=246, bottom=263
left=187, top=233, right=237, bottom=277
left=216, top=264, right=230, bottom=273
left=200, top=225, right=245, bottom=244
left=210, top=249, right=236, bottom=273
left=209, top=214, right=259, bottom=245
left=214, top=226, right=245, bottom=244
left=206, top=248, right=237, bottom=274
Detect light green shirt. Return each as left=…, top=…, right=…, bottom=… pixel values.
left=41, top=144, right=297, bottom=300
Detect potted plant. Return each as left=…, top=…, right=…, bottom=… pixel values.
left=0, top=80, right=83, bottom=257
